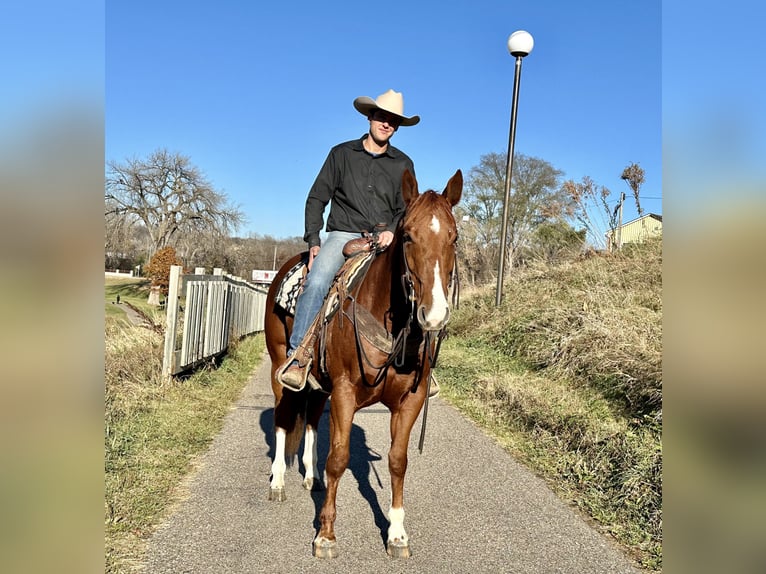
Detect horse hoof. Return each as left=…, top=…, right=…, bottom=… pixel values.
left=268, top=487, right=286, bottom=502
left=303, top=478, right=325, bottom=492
left=313, top=537, right=338, bottom=559
left=387, top=539, right=411, bottom=558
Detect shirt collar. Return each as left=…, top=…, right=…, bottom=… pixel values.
left=356, top=134, right=398, bottom=158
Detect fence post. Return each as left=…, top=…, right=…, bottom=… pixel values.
left=162, top=265, right=183, bottom=379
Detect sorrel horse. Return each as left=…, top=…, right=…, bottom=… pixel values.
left=263, top=169, right=462, bottom=558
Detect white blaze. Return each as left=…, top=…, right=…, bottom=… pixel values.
left=422, top=260, right=449, bottom=329
left=430, top=214, right=440, bottom=233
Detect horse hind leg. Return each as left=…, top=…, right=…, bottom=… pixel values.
left=301, top=424, right=323, bottom=491
left=302, top=392, right=329, bottom=492
left=269, top=427, right=288, bottom=501
left=269, top=406, right=306, bottom=502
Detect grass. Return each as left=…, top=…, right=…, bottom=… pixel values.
left=104, top=277, right=265, bottom=573
left=435, top=238, right=662, bottom=570
left=104, top=238, right=661, bottom=570
left=105, top=277, right=162, bottom=325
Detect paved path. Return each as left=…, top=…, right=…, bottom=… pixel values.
left=114, top=301, right=148, bottom=326
left=144, top=354, right=641, bottom=574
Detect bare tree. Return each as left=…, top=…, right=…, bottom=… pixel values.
left=621, top=162, right=645, bottom=218
left=454, top=209, right=490, bottom=286
left=561, top=176, right=616, bottom=250
left=105, top=149, right=245, bottom=256
left=104, top=198, right=133, bottom=257
left=461, top=152, right=567, bottom=277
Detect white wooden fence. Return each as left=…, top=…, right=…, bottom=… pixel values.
left=162, top=265, right=269, bottom=378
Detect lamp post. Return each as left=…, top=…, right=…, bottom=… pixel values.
left=496, top=30, right=534, bottom=307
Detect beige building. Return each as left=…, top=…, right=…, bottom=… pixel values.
left=606, top=213, right=662, bottom=250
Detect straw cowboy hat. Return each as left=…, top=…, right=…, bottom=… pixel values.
left=353, top=89, right=420, bottom=127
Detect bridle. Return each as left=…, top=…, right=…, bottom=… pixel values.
left=324, top=206, right=460, bottom=453
left=345, top=220, right=458, bottom=393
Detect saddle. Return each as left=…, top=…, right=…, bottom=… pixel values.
left=274, top=236, right=377, bottom=316
left=274, top=248, right=375, bottom=321
left=274, top=243, right=389, bottom=391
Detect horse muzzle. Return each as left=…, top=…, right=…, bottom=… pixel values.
left=417, top=304, right=450, bottom=332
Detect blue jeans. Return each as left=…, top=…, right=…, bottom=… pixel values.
left=288, top=231, right=361, bottom=353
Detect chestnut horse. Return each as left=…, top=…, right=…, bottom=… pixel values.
left=263, top=169, right=462, bottom=558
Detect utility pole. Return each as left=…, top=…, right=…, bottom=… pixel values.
left=616, top=192, right=625, bottom=251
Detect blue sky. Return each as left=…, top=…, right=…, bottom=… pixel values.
left=106, top=0, right=662, bottom=242
left=4, top=1, right=764, bottom=244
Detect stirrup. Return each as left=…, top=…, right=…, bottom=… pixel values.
left=276, top=357, right=311, bottom=392
left=428, top=373, right=440, bottom=398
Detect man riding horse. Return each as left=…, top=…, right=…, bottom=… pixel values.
left=278, top=89, right=434, bottom=394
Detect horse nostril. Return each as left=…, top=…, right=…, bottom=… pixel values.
left=417, top=305, right=450, bottom=331
left=417, top=305, right=427, bottom=326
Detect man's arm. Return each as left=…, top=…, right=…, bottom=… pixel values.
left=303, top=150, right=338, bottom=248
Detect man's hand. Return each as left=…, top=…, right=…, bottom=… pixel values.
left=377, top=230, right=394, bottom=250
left=307, top=245, right=320, bottom=271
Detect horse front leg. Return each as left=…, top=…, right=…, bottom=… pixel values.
left=314, top=393, right=354, bottom=559
left=387, top=399, right=424, bottom=558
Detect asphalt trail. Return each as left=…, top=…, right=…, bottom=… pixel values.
left=144, top=354, right=640, bottom=574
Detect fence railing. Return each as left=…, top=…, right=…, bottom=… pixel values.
left=162, top=265, right=269, bottom=378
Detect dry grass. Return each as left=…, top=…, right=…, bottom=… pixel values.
left=104, top=279, right=264, bottom=573
left=453, top=238, right=662, bottom=420
left=438, top=237, right=662, bottom=570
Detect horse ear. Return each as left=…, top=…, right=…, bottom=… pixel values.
left=401, top=169, right=419, bottom=206
left=442, top=169, right=463, bottom=207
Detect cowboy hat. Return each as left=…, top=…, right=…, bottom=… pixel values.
left=353, top=89, right=420, bottom=127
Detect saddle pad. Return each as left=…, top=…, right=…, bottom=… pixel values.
left=274, top=251, right=376, bottom=317
left=320, top=250, right=375, bottom=322
left=275, top=258, right=307, bottom=315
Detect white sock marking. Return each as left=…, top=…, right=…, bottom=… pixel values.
left=388, top=506, right=408, bottom=543
left=271, top=428, right=287, bottom=489
left=302, top=425, right=318, bottom=482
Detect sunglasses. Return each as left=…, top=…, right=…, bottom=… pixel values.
left=371, top=110, right=402, bottom=127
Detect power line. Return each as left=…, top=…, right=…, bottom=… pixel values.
left=607, top=195, right=662, bottom=205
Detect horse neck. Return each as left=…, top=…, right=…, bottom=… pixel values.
left=356, top=234, right=410, bottom=332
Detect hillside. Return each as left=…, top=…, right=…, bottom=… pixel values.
left=436, top=237, right=662, bottom=570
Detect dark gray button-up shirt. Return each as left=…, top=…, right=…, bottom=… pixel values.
left=303, top=135, right=416, bottom=248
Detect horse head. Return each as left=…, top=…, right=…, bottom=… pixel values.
left=399, top=169, right=463, bottom=332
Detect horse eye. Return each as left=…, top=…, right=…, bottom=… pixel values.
left=402, top=232, right=413, bottom=243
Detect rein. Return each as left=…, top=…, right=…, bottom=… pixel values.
left=345, top=239, right=450, bottom=390
left=343, top=236, right=454, bottom=453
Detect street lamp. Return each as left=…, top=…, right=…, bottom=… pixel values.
left=496, top=30, right=534, bottom=306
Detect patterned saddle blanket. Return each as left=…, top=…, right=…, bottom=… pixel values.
left=274, top=257, right=308, bottom=316
left=274, top=250, right=376, bottom=320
